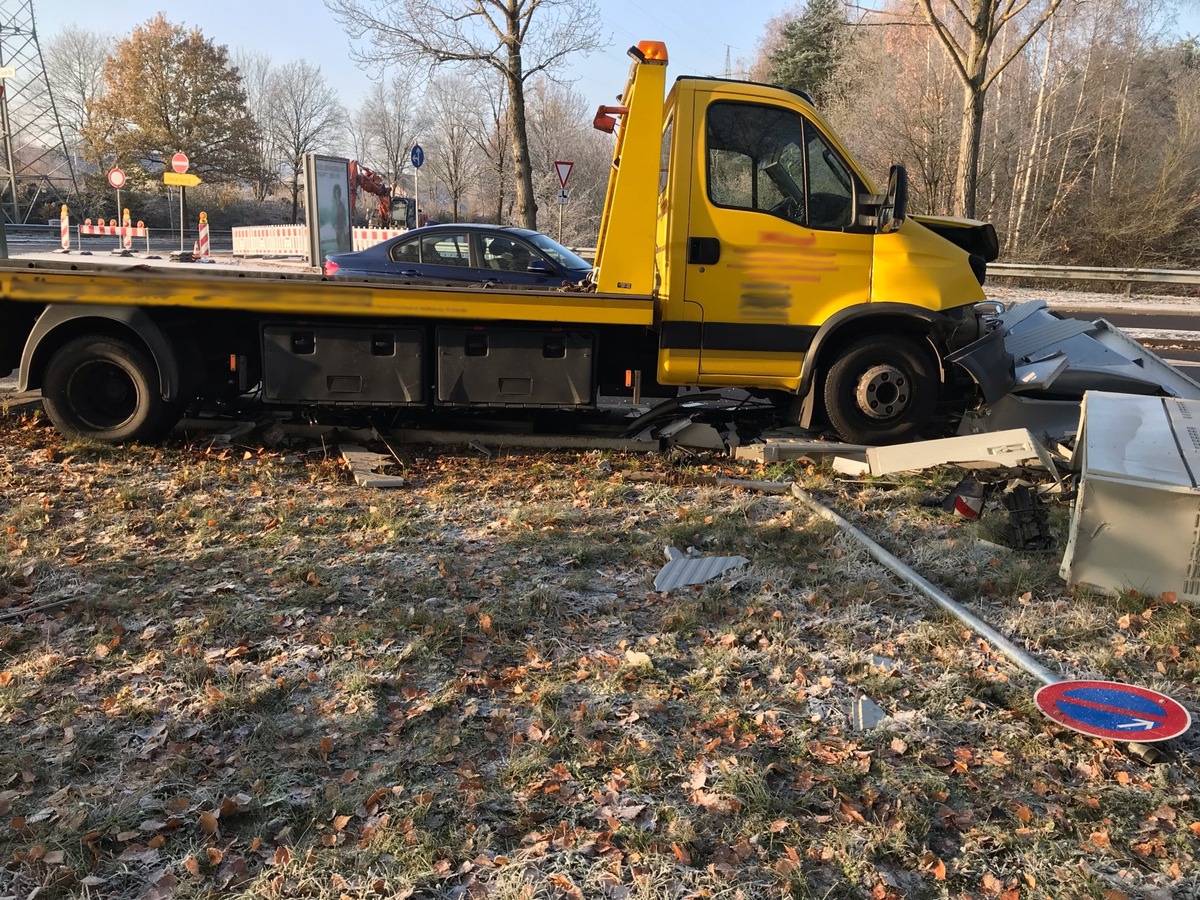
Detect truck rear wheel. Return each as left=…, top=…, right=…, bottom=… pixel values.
left=823, top=335, right=937, bottom=445
left=42, top=336, right=180, bottom=443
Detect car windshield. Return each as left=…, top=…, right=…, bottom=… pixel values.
left=523, top=233, right=590, bottom=270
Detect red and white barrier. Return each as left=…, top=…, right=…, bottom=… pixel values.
left=197, top=212, right=211, bottom=257
left=79, top=217, right=150, bottom=252
left=59, top=204, right=69, bottom=251
left=231, top=225, right=310, bottom=257
left=352, top=227, right=407, bottom=251
left=122, top=208, right=133, bottom=251
left=231, top=225, right=410, bottom=258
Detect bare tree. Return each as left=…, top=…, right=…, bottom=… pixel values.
left=423, top=75, right=482, bottom=222
left=325, top=0, right=606, bottom=230
left=43, top=26, right=113, bottom=147
left=232, top=49, right=280, bottom=202
left=523, top=77, right=611, bottom=245
left=465, top=71, right=511, bottom=224
left=267, top=60, right=346, bottom=222
left=357, top=71, right=424, bottom=199
left=914, top=0, right=1070, bottom=216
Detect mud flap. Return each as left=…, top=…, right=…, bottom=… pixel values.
left=945, top=325, right=1014, bottom=406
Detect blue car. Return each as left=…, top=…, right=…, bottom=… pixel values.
left=322, top=223, right=592, bottom=288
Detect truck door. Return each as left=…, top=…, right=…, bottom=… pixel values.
left=684, top=94, right=873, bottom=384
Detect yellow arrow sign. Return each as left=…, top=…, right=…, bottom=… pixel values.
left=163, top=172, right=201, bottom=187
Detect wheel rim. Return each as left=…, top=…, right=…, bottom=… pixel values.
left=854, top=364, right=910, bottom=420
left=66, top=360, right=139, bottom=430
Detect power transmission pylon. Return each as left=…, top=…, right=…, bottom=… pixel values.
left=0, top=0, right=78, bottom=223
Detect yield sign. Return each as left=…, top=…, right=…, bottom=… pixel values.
left=1034, top=680, right=1191, bottom=742
left=554, top=160, right=573, bottom=188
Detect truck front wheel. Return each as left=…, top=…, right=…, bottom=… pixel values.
left=823, top=335, right=937, bottom=445
left=42, top=336, right=181, bottom=443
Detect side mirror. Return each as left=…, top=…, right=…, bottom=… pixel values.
left=526, top=258, right=553, bottom=274
left=878, top=165, right=908, bottom=234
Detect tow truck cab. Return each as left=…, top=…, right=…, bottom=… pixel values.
left=593, top=41, right=1007, bottom=443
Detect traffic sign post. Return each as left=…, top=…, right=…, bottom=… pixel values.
left=107, top=168, right=126, bottom=251
left=411, top=144, right=424, bottom=229
left=1035, top=680, right=1191, bottom=742
left=169, top=153, right=191, bottom=252
left=554, top=161, right=573, bottom=242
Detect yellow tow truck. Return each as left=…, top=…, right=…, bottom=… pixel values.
left=0, top=41, right=1010, bottom=445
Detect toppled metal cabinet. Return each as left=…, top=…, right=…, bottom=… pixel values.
left=1061, top=391, right=1200, bottom=602
left=958, top=301, right=1200, bottom=442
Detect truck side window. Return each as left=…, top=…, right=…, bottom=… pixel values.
left=804, top=123, right=854, bottom=228
left=705, top=101, right=853, bottom=230
left=660, top=117, right=673, bottom=197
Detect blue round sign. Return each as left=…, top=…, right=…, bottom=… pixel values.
left=1034, top=680, right=1190, bottom=742
left=411, top=144, right=424, bottom=169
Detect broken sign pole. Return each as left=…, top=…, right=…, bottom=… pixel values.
left=791, top=484, right=1059, bottom=684
left=789, top=484, right=1169, bottom=763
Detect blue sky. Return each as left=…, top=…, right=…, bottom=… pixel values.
left=30, top=0, right=1200, bottom=123
left=32, top=0, right=776, bottom=114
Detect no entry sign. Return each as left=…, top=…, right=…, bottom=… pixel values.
left=171, top=152, right=189, bottom=174
left=1035, top=680, right=1190, bottom=742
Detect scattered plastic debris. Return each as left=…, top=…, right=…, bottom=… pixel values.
left=340, top=445, right=405, bottom=488
left=653, top=547, right=749, bottom=592
left=1000, top=485, right=1054, bottom=550
left=942, top=474, right=985, bottom=519
left=852, top=696, right=887, bottom=730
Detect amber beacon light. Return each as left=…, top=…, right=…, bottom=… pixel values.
left=630, top=41, right=668, bottom=63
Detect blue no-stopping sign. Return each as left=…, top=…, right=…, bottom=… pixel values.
left=1035, top=680, right=1190, bottom=742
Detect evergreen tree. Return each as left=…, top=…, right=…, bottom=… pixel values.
left=767, top=0, right=850, bottom=105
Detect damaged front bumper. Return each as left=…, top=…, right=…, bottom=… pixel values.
left=945, top=304, right=1016, bottom=406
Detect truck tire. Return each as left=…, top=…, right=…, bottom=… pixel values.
left=823, top=335, right=937, bottom=445
left=42, top=336, right=181, bottom=443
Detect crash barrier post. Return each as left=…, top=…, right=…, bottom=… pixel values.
left=59, top=205, right=69, bottom=252
left=196, top=212, right=211, bottom=258
left=351, top=227, right=407, bottom=251
left=231, top=225, right=310, bottom=257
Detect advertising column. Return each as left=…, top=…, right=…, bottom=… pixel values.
left=304, top=154, right=353, bottom=268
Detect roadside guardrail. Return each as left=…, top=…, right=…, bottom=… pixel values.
left=989, top=262, right=1200, bottom=292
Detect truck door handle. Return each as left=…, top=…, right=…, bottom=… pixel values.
left=688, top=237, right=721, bottom=265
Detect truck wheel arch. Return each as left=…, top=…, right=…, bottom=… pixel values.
left=19, top=305, right=182, bottom=400
left=797, top=303, right=948, bottom=400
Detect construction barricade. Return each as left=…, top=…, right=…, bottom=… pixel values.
left=352, top=227, right=406, bottom=251
left=231, top=225, right=410, bottom=258
left=231, top=225, right=310, bottom=257
left=195, top=212, right=211, bottom=258
left=78, top=216, right=149, bottom=253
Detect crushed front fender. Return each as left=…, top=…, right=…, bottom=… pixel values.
left=946, top=324, right=1015, bottom=407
